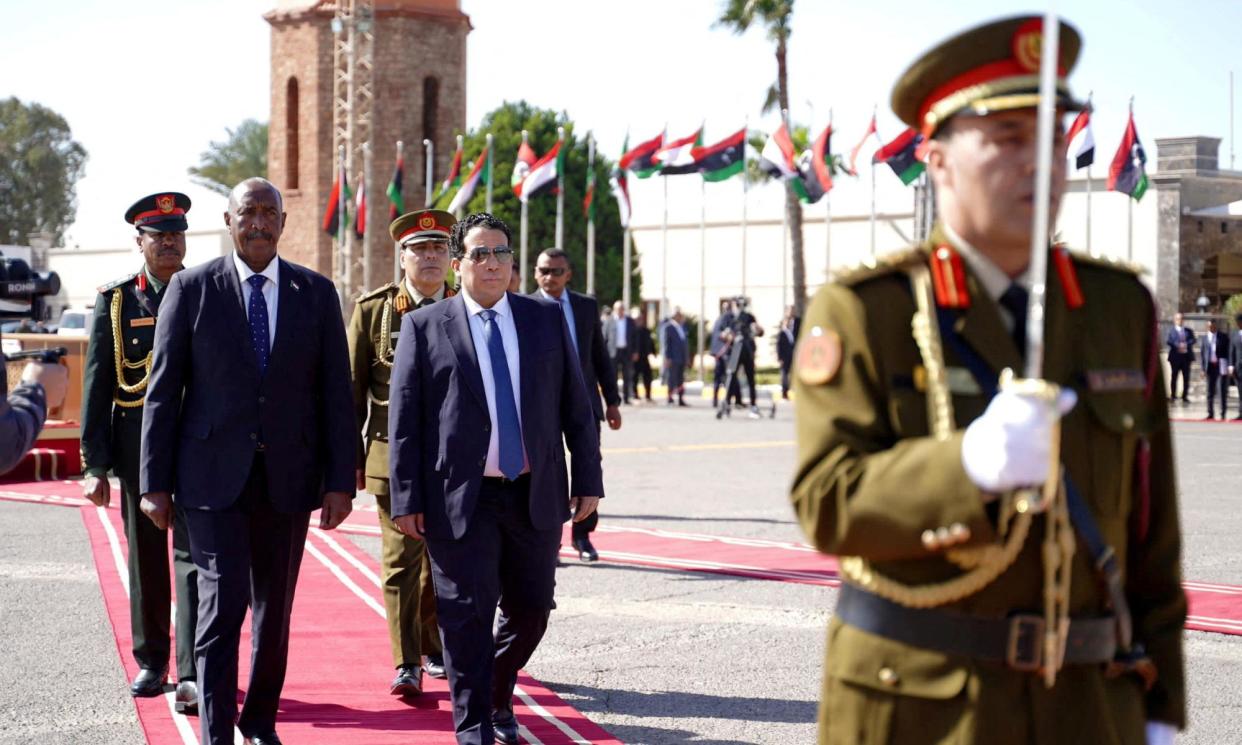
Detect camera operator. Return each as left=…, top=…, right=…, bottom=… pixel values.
left=723, top=297, right=764, bottom=417
left=1, top=356, right=68, bottom=473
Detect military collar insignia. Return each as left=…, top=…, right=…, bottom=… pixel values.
left=930, top=244, right=971, bottom=309
left=1051, top=245, right=1085, bottom=309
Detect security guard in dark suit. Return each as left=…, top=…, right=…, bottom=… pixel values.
left=791, top=17, right=1185, bottom=745
left=346, top=209, right=455, bottom=697
left=80, top=192, right=198, bottom=712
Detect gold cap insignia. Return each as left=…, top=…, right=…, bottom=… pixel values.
left=419, top=215, right=436, bottom=229
left=156, top=195, right=176, bottom=213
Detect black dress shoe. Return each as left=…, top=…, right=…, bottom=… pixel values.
left=174, top=680, right=198, bottom=715
left=242, top=734, right=283, bottom=745
left=424, top=654, right=447, bottom=680
left=492, top=708, right=520, bottom=744
left=130, top=667, right=166, bottom=698
left=572, top=537, right=599, bottom=562
left=389, top=664, right=423, bottom=697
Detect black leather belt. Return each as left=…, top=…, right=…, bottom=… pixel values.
left=836, top=583, right=1117, bottom=671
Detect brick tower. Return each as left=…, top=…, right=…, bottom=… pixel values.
left=265, top=0, right=470, bottom=287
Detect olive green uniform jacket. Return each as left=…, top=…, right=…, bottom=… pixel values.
left=791, top=233, right=1185, bottom=745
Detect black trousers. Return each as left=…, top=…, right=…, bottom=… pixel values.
left=1169, top=357, right=1191, bottom=400
left=1207, top=368, right=1230, bottom=418
left=183, top=455, right=311, bottom=744
left=612, top=351, right=635, bottom=402
left=634, top=358, right=654, bottom=400
left=736, top=347, right=758, bottom=405
left=118, top=475, right=198, bottom=680
left=426, top=476, right=560, bottom=745
left=780, top=362, right=793, bottom=398
left=713, top=356, right=742, bottom=405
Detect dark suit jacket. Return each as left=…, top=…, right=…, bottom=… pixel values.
left=1200, top=330, right=1231, bottom=375
left=711, top=312, right=735, bottom=357
left=387, top=292, right=603, bottom=541
left=534, top=290, right=619, bottom=421
left=660, top=320, right=689, bottom=365
left=1166, top=326, right=1195, bottom=362
left=777, top=325, right=798, bottom=367
left=1232, top=329, right=1242, bottom=373
left=139, top=255, right=356, bottom=512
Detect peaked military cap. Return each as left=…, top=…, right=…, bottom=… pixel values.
left=389, top=209, right=456, bottom=247
left=892, top=15, right=1085, bottom=139
left=124, top=192, right=191, bottom=233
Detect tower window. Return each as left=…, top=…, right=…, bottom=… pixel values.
left=423, top=76, right=440, bottom=145
left=286, top=77, right=300, bottom=190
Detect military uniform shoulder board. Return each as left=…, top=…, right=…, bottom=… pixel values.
left=97, top=271, right=140, bottom=295
left=832, top=247, right=926, bottom=287
left=1051, top=246, right=1085, bottom=310
left=357, top=282, right=397, bottom=303
left=929, top=244, right=971, bottom=309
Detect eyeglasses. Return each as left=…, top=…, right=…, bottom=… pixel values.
left=465, top=246, right=514, bottom=264
left=536, top=266, right=566, bottom=277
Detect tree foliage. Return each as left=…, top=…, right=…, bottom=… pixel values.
left=0, top=97, right=87, bottom=246
left=188, top=119, right=268, bottom=196
left=452, top=101, right=640, bottom=306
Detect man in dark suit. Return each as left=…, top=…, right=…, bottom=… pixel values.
left=1200, top=317, right=1231, bottom=420
left=603, top=300, right=637, bottom=403
left=388, top=213, right=602, bottom=745
left=534, top=247, right=620, bottom=563
left=660, top=307, right=691, bottom=406
left=776, top=305, right=801, bottom=400
left=140, top=178, right=356, bottom=745
left=1166, top=312, right=1195, bottom=404
left=632, top=309, right=656, bottom=401
left=710, top=301, right=743, bottom=408
left=1230, top=313, right=1242, bottom=421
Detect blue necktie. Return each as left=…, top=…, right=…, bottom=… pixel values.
left=560, top=295, right=579, bottom=356
left=247, top=274, right=270, bottom=375
left=480, top=309, right=523, bottom=479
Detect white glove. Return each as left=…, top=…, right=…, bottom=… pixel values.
left=1146, top=721, right=1176, bottom=745
left=961, top=386, right=1077, bottom=493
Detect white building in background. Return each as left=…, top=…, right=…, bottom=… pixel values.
left=627, top=135, right=1240, bottom=366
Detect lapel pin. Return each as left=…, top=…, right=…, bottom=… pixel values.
left=290, top=280, right=300, bottom=292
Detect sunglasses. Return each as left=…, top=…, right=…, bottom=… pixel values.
left=536, top=266, right=567, bottom=277
left=465, top=246, right=515, bottom=264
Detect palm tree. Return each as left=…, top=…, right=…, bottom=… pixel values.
left=716, top=0, right=806, bottom=315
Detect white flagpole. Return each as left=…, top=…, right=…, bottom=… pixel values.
left=698, top=175, right=707, bottom=384
left=662, top=169, right=669, bottom=319
left=782, top=108, right=791, bottom=308
left=826, top=107, right=833, bottom=279
left=394, top=139, right=403, bottom=283
left=870, top=160, right=877, bottom=258
left=1127, top=96, right=1135, bottom=262
left=741, top=116, right=749, bottom=297
left=520, top=129, right=529, bottom=294
left=587, top=132, right=596, bottom=296
left=623, top=227, right=632, bottom=310
left=556, top=126, right=565, bottom=250
left=485, top=133, right=494, bottom=213
left=422, top=139, right=434, bottom=208
left=453, top=134, right=464, bottom=220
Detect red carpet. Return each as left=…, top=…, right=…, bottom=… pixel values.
left=75, top=497, right=619, bottom=744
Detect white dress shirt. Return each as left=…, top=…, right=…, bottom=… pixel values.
left=232, top=251, right=279, bottom=350
left=539, top=289, right=579, bottom=353
left=614, top=315, right=629, bottom=348
left=943, top=222, right=1030, bottom=333
left=461, top=290, right=529, bottom=477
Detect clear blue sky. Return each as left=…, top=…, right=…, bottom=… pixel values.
left=3, top=0, right=1238, bottom=246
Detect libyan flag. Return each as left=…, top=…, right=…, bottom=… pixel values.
left=447, top=146, right=489, bottom=214
left=655, top=128, right=704, bottom=175
left=793, top=124, right=835, bottom=204
left=874, top=128, right=925, bottom=186
left=520, top=140, right=564, bottom=203
left=620, top=131, right=664, bottom=178
left=694, top=127, right=746, bottom=182
left=1108, top=111, right=1148, bottom=201
left=322, top=159, right=350, bottom=236
left=386, top=151, right=404, bottom=221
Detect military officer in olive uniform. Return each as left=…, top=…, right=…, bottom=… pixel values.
left=81, top=192, right=199, bottom=712
left=791, top=17, right=1185, bottom=745
left=347, top=209, right=455, bottom=697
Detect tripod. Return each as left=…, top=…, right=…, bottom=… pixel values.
left=715, top=338, right=776, bottom=420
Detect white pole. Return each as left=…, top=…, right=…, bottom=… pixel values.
left=869, top=160, right=877, bottom=258
left=698, top=177, right=707, bottom=384
left=1127, top=195, right=1133, bottom=262
left=485, top=133, right=494, bottom=214
left=556, top=126, right=565, bottom=250
left=422, top=138, right=434, bottom=208
left=741, top=116, right=749, bottom=297
left=1085, top=162, right=1093, bottom=255
left=362, top=141, right=373, bottom=292
left=453, top=134, right=464, bottom=220
left=519, top=130, right=529, bottom=294
left=826, top=107, right=833, bottom=280
left=662, top=169, right=669, bottom=319
left=587, top=132, right=596, bottom=296
left=782, top=189, right=789, bottom=309
left=622, top=227, right=632, bottom=310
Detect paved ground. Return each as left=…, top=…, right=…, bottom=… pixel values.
left=1, top=395, right=1240, bottom=743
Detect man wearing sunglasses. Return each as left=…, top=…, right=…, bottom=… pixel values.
left=346, top=209, right=456, bottom=699
left=387, top=212, right=602, bottom=745
left=533, top=247, right=621, bottom=562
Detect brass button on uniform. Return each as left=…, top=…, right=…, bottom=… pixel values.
left=250, top=432, right=257, bottom=440
left=877, top=666, right=900, bottom=687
